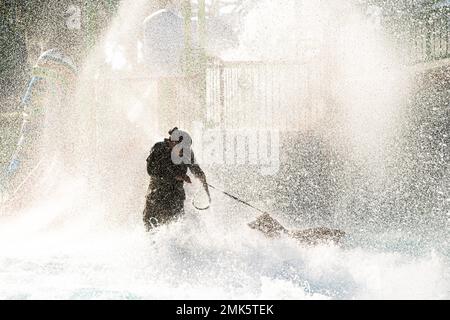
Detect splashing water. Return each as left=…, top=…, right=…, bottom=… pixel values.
left=0, top=191, right=448, bottom=299
left=0, top=0, right=449, bottom=299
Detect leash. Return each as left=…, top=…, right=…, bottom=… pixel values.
left=205, top=183, right=269, bottom=216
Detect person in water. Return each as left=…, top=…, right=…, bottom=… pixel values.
left=143, top=127, right=210, bottom=230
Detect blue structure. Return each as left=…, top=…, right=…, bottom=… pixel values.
left=1, top=48, right=77, bottom=199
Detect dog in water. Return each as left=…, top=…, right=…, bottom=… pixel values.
left=248, top=213, right=345, bottom=245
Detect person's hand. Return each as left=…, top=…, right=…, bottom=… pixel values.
left=176, top=175, right=191, bottom=183
left=203, top=184, right=211, bottom=202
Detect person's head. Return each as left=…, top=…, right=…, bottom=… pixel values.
left=167, top=127, right=192, bottom=154
left=168, top=127, right=181, bottom=148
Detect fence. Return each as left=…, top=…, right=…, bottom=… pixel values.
left=205, top=60, right=326, bottom=132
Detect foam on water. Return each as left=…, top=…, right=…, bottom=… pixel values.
left=0, top=176, right=448, bottom=300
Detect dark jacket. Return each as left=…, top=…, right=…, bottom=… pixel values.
left=146, top=139, right=204, bottom=202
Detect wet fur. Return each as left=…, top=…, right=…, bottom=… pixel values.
left=248, top=213, right=345, bottom=245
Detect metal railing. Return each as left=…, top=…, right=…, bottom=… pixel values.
left=205, top=60, right=326, bottom=132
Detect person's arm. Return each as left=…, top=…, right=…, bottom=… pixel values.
left=188, top=151, right=210, bottom=200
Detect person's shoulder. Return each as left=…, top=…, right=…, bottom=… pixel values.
left=151, top=141, right=167, bottom=152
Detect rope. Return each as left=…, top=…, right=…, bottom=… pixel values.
left=205, top=183, right=269, bottom=216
